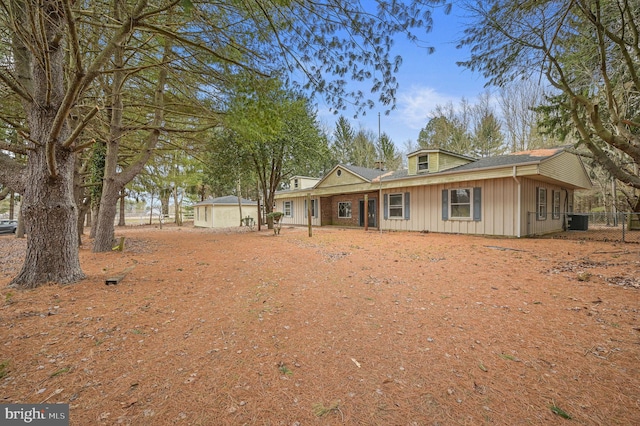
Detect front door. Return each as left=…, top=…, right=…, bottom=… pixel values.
left=359, top=199, right=377, bottom=228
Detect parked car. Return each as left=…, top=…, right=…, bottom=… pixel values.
left=0, top=219, right=17, bottom=234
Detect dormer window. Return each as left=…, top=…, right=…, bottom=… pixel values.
left=294, top=179, right=299, bottom=189
left=418, top=155, right=429, bottom=172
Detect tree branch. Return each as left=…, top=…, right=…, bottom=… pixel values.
left=63, top=0, right=83, bottom=77
left=48, top=0, right=149, bottom=145
left=72, top=138, right=96, bottom=153
left=0, top=152, right=26, bottom=193
left=0, top=140, right=29, bottom=156
left=137, top=22, right=269, bottom=76
left=116, top=39, right=171, bottom=187
left=571, top=100, right=640, bottom=188
left=62, top=106, right=100, bottom=148
left=0, top=69, right=32, bottom=102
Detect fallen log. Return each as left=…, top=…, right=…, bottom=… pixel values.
left=105, top=265, right=136, bottom=285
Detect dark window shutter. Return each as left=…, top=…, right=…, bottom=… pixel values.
left=313, top=199, right=317, bottom=218
left=404, top=192, right=410, bottom=220
left=383, top=194, right=388, bottom=220
left=535, top=187, right=540, bottom=220
left=473, top=187, right=482, bottom=221
left=442, top=189, right=448, bottom=220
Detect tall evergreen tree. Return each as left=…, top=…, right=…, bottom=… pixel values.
left=459, top=0, right=640, bottom=210
left=377, top=133, right=402, bottom=170
left=331, top=116, right=355, bottom=164
left=350, top=129, right=379, bottom=168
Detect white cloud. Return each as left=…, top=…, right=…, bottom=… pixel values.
left=395, top=85, right=460, bottom=131
left=315, top=84, right=496, bottom=147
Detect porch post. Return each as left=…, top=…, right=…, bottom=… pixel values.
left=307, top=192, right=312, bottom=237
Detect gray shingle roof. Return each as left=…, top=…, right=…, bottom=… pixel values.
left=378, top=147, right=567, bottom=181
left=449, top=148, right=565, bottom=172
left=341, top=164, right=386, bottom=181
left=281, top=147, right=571, bottom=188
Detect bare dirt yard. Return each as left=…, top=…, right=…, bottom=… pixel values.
left=1, top=225, right=639, bottom=425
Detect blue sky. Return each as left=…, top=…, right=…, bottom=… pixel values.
left=316, top=6, right=490, bottom=151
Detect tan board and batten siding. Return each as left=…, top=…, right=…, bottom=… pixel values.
left=380, top=178, right=516, bottom=236
left=193, top=197, right=259, bottom=228
left=279, top=197, right=321, bottom=227
left=273, top=147, right=591, bottom=237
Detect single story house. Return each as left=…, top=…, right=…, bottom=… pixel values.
left=193, top=196, right=259, bottom=228
left=273, top=147, right=592, bottom=237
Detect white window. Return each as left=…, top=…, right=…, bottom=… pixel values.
left=283, top=201, right=292, bottom=217
left=196, top=207, right=200, bottom=221
left=418, top=154, right=429, bottom=172
left=537, top=188, right=547, bottom=220
left=204, top=206, right=208, bottom=222
left=338, top=201, right=351, bottom=218
left=388, top=193, right=404, bottom=218
left=552, top=190, right=560, bottom=219
left=450, top=188, right=471, bottom=219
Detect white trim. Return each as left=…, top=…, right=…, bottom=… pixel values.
left=338, top=201, right=352, bottom=218
left=388, top=193, right=404, bottom=219
left=283, top=201, right=293, bottom=217
left=449, top=188, right=472, bottom=219
left=537, top=187, right=547, bottom=220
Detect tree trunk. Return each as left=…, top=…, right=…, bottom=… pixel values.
left=74, top=157, right=90, bottom=245
left=118, top=189, right=126, bottom=226
left=9, top=191, right=15, bottom=220
left=173, top=187, right=183, bottom=226
left=9, top=1, right=84, bottom=288
left=92, top=13, right=126, bottom=252
left=93, top=35, right=169, bottom=252
left=76, top=194, right=91, bottom=240
left=16, top=208, right=25, bottom=239
left=149, top=192, right=155, bottom=225
left=11, top=132, right=85, bottom=288
left=160, top=188, right=171, bottom=218
left=237, top=179, right=243, bottom=226
left=94, top=182, right=120, bottom=250
left=76, top=208, right=86, bottom=245
left=89, top=204, right=99, bottom=238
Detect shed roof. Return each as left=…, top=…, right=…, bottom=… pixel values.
left=195, top=196, right=257, bottom=206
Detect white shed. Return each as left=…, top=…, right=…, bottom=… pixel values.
left=193, top=196, right=259, bottom=228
